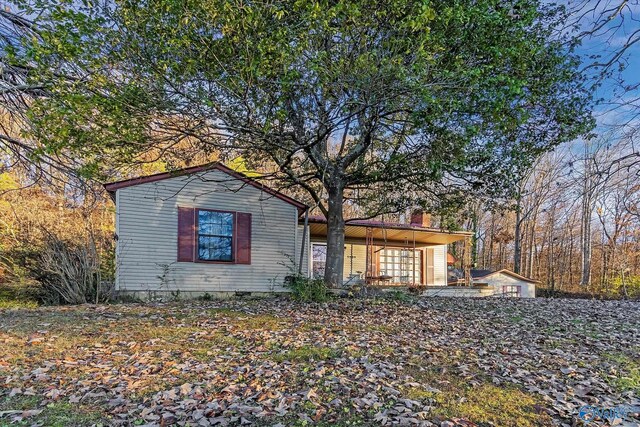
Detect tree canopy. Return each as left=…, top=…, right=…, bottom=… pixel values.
left=6, top=0, right=593, bottom=285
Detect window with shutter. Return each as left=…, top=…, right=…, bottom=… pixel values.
left=177, top=207, right=251, bottom=264
left=197, top=210, right=234, bottom=262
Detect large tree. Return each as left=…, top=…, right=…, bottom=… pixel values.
left=7, top=0, right=592, bottom=286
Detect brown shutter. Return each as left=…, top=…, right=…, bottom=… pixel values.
left=177, top=207, right=195, bottom=262
left=235, top=212, right=252, bottom=264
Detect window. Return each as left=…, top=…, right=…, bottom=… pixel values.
left=379, top=248, right=422, bottom=284
left=502, top=285, right=521, bottom=297
left=197, top=210, right=234, bottom=261
left=312, top=244, right=327, bottom=279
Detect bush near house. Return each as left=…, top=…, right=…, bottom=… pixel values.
left=0, top=172, right=114, bottom=305
left=284, top=274, right=330, bottom=303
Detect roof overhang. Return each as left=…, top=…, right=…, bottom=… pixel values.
left=306, top=217, right=471, bottom=245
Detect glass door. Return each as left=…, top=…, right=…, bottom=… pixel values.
left=379, top=248, right=422, bottom=284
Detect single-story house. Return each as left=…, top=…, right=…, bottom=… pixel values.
left=471, top=269, right=538, bottom=298
left=104, top=162, right=472, bottom=298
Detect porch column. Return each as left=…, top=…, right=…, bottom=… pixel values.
left=463, top=235, right=472, bottom=286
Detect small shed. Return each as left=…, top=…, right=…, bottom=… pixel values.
left=471, top=269, right=539, bottom=298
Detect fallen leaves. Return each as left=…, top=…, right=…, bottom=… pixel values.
left=0, top=298, right=638, bottom=426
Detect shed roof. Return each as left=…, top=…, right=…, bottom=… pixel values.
left=103, top=162, right=308, bottom=213
left=472, top=268, right=541, bottom=284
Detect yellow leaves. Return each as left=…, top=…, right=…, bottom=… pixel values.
left=141, top=160, right=167, bottom=175
left=0, top=173, right=18, bottom=191
left=227, top=156, right=261, bottom=177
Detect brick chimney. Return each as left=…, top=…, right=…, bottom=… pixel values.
left=410, top=211, right=431, bottom=228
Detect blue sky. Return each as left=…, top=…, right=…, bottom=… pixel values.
left=567, top=0, right=640, bottom=129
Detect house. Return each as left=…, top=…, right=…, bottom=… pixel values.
left=471, top=269, right=538, bottom=298
left=104, top=162, right=472, bottom=298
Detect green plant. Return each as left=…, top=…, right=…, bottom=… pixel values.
left=385, top=289, right=412, bottom=302
left=197, top=292, right=214, bottom=301
left=285, top=274, right=330, bottom=303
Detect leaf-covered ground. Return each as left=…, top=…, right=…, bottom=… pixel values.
left=1, top=297, right=639, bottom=426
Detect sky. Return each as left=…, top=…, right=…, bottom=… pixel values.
left=566, top=0, right=640, bottom=130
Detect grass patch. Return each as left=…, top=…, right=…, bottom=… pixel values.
left=272, top=345, right=339, bottom=362
left=509, top=314, right=524, bottom=323
left=0, top=289, right=38, bottom=309
left=603, top=352, right=640, bottom=393
left=0, top=396, right=106, bottom=427
left=404, top=368, right=553, bottom=427
left=208, top=309, right=286, bottom=330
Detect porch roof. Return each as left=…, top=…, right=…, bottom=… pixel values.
left=305, top=216, right=471, bottom=245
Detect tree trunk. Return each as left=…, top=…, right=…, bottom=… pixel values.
left=324, top=183, right=345, bottom=288
left=580, top=151, right=593, bottom=288
left=471, top=209, right=479, bottom=267
left=514, top=200, right=522, bottom=274
left=527, top=207, right=538, bottom=278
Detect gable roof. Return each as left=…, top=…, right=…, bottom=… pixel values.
left=472, top=268, right=541, bottom=284
left=103, top=162, right=308, bottom=213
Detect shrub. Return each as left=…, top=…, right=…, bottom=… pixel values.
left=197, top=292, right=214, bottom=301
left=34, top=234, right=113, bottom=304
left=385, top=289, right=413, bottom=302
left=284, top=274, right=330, bottom=303
left=407, top=284, right=426, bottom=294
left=608, top=275, right=640, bottom=300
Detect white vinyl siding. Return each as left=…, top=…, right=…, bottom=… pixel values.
left=480, top=273, right=536, bottom=298
left=115, top=169, right=301, bottom=293
left=343, top=244, right=367, bottom=283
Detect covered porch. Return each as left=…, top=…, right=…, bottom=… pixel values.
left=305, top=217, right=472, bottom=287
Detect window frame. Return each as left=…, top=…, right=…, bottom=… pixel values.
left=378, top=247, right=423, bottom=285
left=502, top=285, right=522, bottom=297
left=311, top=243, right=327, bottom=279
left=195, top=208, right=236, bottom=264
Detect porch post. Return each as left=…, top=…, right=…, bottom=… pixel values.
left=298, top=208, right=309, bottom=275
left=463, top=235, right=472, bottom=286
left=412, top=231, right=416, bottom=285
left=365, top=228, right=370, bottom=284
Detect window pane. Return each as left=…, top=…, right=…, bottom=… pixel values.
left=198, top=211, right=233, bottom=236
left=312, top=245, right=327, bottom=279
left=312, top=245, right=327, bottom=262
left=379, top=248, right=422, bottom=284
left=198, top=236, right=232, bottom=261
